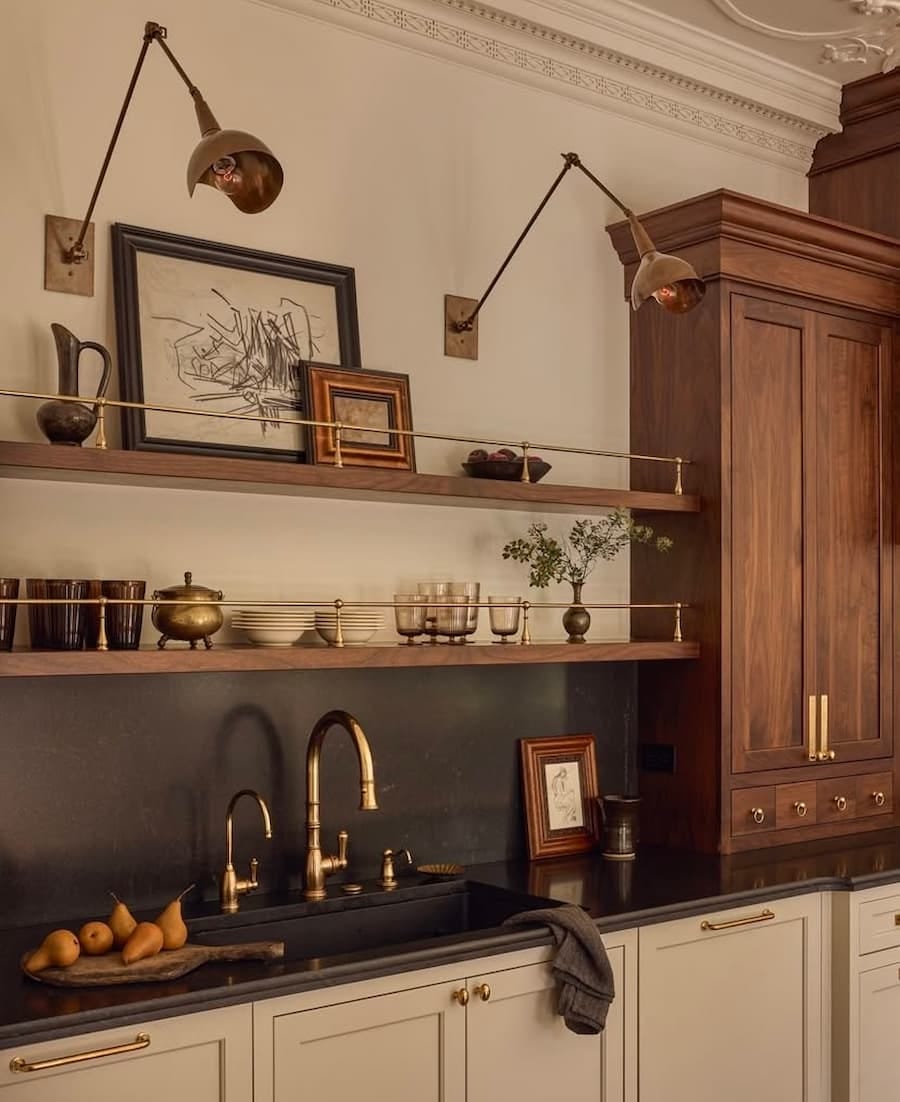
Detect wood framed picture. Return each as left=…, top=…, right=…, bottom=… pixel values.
left=520, top=734, right=599, bottom=860
left=303, top=363, right=416, bottom=471
left=111, top=223, right=361, bottom=462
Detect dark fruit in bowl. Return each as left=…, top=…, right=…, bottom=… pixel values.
left=487, top=451, right=509, bottom=461
left=467, top=448, right=489, bottom=462
left=497, top=447, right=517, bottom=459
left=461, top=456, right=552, bottom=483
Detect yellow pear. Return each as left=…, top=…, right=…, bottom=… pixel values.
left=121, top=922, right=164, bottom=965
left=78, top=921, right=114, bottom=956
left=25, top=929, right=81, bottom=973
left=154, top=884, right=194, bottom=951
left=108, top=892, right=138, bottom=948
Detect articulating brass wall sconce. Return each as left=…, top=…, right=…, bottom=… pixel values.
left=444, top=152, right=705, bottom=360
left=44, top=21, right=284, bottom=297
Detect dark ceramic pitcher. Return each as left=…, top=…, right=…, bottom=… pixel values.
left=36, top=323, right=111, bottom=445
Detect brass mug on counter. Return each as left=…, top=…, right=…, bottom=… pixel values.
left=597, top=795, right=641, bottom=861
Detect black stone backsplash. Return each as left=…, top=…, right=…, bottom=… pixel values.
left=0, top=663, right=636, bottom=928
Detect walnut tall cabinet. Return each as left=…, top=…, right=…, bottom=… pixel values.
left=608, top=192, right=900, bottom=854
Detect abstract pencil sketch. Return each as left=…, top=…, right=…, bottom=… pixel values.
left=135, top=252, right=342, bottom=453
left=544, top=761, right=583, bottom=832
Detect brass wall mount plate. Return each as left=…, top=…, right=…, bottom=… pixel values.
left=417, top=862, right=465, bottom=878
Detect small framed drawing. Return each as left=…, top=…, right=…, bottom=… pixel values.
left=303, top=363, right=416, bottom=471
left=520, top=734, right=599, bottom=860
left=111, top=223, right=361, bottom=462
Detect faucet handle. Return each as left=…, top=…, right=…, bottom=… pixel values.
left=248, top=857, right=259, bottom=890
left=379, top=847, right=413, bottom=890
left=336, top=830, right=349, bottom=867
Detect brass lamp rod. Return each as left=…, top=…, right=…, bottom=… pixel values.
left=455, top=152, right=629, bottom=333
left=67, top=22, right=199, bottom=264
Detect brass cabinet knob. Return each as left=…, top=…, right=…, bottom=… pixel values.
left=793, top=801, right=808, bottom=818
left=834, top=796, right=848, bottom=812
left=751, top=807, right=766, bottom=825
left=873, top=791, right=886, bottom=807
left=473, top=982, right=491, bottom=1002
left=453, top=988, right=469, bottom=1007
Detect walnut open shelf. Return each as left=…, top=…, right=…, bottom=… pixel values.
left=0, top=441, right=699, bottom=514
left=0, top=640, right=699, bottom=677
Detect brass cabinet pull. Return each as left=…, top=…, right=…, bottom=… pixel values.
left=701, top=908, right=775, bottom=932
left=817, top=694, right=835, bottom=761
left=833, top=795, right=848, bottom=812
left=873, top=791, right=886, bottom=808
left=10, top=1032, right=150, bottom=1074
left=794, top=801, right=808, bottom=818
left=452, top=988, right=469, bottom=1007
left=473, top=982, right=491, bottom=1002
left=807, top=695, right=818, bottom=761
left=750, top=807, right=766, bottom=825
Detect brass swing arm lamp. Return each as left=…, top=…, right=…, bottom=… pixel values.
left=45, top=20, right=283, bottom=296
left=444, top=151, right=704, bottom=359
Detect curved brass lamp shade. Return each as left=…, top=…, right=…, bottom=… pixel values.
left=188, top=97, right=283, bottom=214
left=627, top=213, right=705, bottom=313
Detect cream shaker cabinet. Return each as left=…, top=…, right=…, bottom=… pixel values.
left=833, top=884, right=900, bottom=1102
left=639, top=893, right=826, bottom=1102
left=254, top=935, right=636, bottom=1102
left=0, top=1004, right=252, bottom=1101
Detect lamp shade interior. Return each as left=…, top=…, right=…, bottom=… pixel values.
left=630, top=250, right=706, bottom=313
left=187, top=128, right=284, bottom=214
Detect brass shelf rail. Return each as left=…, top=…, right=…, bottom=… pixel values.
left=0, top=388, right=690, bottom=493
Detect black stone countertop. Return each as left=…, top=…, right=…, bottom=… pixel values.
left=3, top=828, right=900, bottom=1051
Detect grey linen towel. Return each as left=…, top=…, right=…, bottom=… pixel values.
left=503, top=904, right=615, bottom=1035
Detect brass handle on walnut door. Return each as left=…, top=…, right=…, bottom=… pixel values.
left=833, top=796, right=848, bottom=812
left=794, top=801, right=808, bottom=818
left=807, top=696, right=818, bottom=762
left=817, top=694, right=836, bottom=761
left=750, top=807, right=766, bottom=825
left=873, top=792, right=886, bottom=808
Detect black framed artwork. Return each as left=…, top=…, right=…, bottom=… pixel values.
left=111, top=224, right=361, bottom=462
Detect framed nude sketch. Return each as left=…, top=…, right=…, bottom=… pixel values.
left=520, top=734, right=600, bottom=860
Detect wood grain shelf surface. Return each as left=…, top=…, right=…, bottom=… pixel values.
left=0, top=441, right=699, bottom=514
left=0, top=640, right=700, bottom=677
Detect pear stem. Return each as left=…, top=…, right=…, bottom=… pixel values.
left=176, top=883, right=196, bottom=902
left=109, top=891, right=122, bottom=904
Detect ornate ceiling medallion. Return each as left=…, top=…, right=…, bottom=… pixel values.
left=710, top=0, right=900, bottom=70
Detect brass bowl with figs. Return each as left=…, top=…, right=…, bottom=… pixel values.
left=462, top=447, right=551, bottom=483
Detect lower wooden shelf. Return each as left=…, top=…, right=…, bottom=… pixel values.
left=0, top=640, right=698, bottom=677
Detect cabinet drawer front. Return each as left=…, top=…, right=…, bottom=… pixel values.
left=731, top=787, right=775, bottom=835
left=816, top=777, right=857, bottom=822
left=858, top=892, right=900, bottom=956
left=775, top=782, right=818, bottom=828
left=855, top=772, right=892, bottom=817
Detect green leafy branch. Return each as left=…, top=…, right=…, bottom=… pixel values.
left=501, top=509, right=672, bottom=590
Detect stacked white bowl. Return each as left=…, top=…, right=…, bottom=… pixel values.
left=232, top=608, right=316, bottom=647
left=314, top=608, right=384, bottom=645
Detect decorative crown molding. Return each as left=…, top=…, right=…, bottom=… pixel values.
left=256, top=0, right=836, bottom=167
left=710, top=0, right=900, bottom=73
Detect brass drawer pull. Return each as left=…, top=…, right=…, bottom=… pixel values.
left=750, top=807, right=766, bottom=825
left=10, top=1032, right=150, bottom=1074
left=473, top=982, right=492, bottom=1002
left=701, top=908, right=775, bottom=932
left=873, top=791, right=886, bottom=808
left=452, top=988, right=469, bottom=1007
left=794, top=801, right=808, bottom=818
left=834, top=796, right=848, bottom=812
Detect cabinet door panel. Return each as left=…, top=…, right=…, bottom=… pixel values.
left=639, top=894, right=822, bottom=1102
left=467, top=950, right=626, bottom=1102
left=813, top=315, right=892, bottom=763
left=858, top=960, right=900, bottom=1102
left=272, top=981, right=465, bottom=1102
left=731, top=297, right=814, bottom=772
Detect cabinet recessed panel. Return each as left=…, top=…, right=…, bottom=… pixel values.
left=731, top=298, right=808, bottom=772
left=858, top=961, right=900, bottom=1102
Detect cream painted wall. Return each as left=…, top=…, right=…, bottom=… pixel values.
left=0, top=0, right=808, bottom=644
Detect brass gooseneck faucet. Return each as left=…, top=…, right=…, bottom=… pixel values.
left=305, top=710, right=378, bottom=901
left=221, top=789, right=273, bottom=914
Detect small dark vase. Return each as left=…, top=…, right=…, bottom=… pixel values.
left=36, top=323, right=112, bottom=446
left=562, top=581, right=591, bottom=644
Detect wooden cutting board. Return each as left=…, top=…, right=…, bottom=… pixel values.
left=21, top=940, right=284, bottom=987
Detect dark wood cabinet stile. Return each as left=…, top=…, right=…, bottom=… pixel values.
left=609, top=189, right=900, bottom=854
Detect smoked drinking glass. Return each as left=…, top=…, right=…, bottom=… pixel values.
left=436, top=594, right=470, bottom=645
left=0, top=578, right=19, bottom=651
left=394, top=593, right=427, bottom=645
left=488, top=595, right=521, bottom=643
left=417, top=581, right=451, bottom=644
left=450, top=581, right=480, bottom=642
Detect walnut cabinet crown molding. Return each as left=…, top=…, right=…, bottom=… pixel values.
left=254, top=0, right=840, bottom=168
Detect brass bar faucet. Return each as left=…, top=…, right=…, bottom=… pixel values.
left=221, top=788, right=273, bottom=914
left=305, top=710, right=378, bottom=901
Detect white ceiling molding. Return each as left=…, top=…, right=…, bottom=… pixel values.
left=255, top=0, right=836, bottom=168
left=709, top=0, right=900, bottom=72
